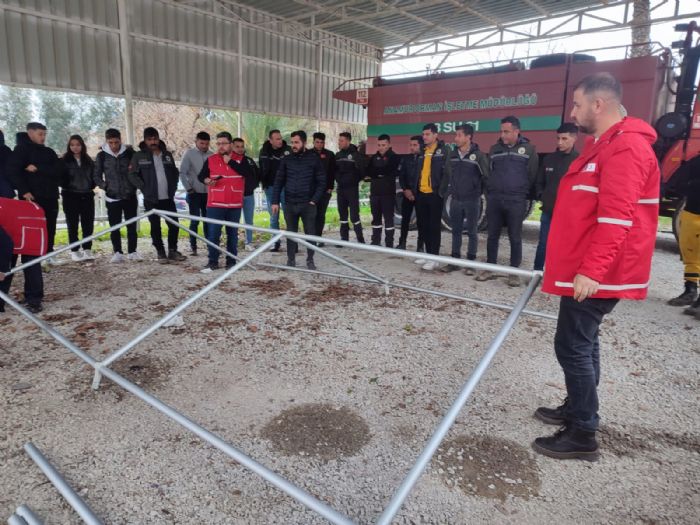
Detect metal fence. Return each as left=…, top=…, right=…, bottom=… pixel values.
left=2, top=209, right=552, bottom=524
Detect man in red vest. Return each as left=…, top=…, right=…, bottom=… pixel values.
left=532, top=73, right=660, bottom=460
left=198, top=132, right=255, bottom=273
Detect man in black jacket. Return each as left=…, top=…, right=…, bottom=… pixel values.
left=335, top=132, right=366, bottom=243
left=533, top=123, right=579, bottom=271
left=259, top=129, right=291, bottom=252
left=367, top=134, right=401, bottom=247
left=128, top=127, right=186, bottom=263
left=94, top=128, right=140, bottom=262
left=439, top=124, right=489, bottom=273
left=312, top=132, right=335, bottom=244
left=271, top=130, right=326, bottom=270
left=6, top=122, right=62, bottom=260
left=477, top=115, right=539, bottom=285
left=397, top=135, right=423, bottom=251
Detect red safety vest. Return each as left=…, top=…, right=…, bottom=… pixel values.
left=0, top=197, right=49, bottom=256
left=206, top=154, right=245, bottom=208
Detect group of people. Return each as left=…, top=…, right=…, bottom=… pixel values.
left=0, top=71, right=676, bottom=463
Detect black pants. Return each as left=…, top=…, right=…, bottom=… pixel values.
left=284, top=202, right=316, bottom=262
left=0, top=226, right=44, bottom=308
left=35, top=197, right=59, bottom=254
left=554, top=296, right=619, bottom=431
left=144, top=199, right=179, bottom=252
left=315, top=191, right=332, bottom=238
left=486, top=196, right=527, bottom=267
left=337, top=186, right=364, bottom=242
left=415, top=191, right=442, bottom=255
left=106, top=197, right=138, bottom=254
left=62, top=192, right=95, bottom=251
left=186, top=192, right=208, bottom=249
left=399, top=196, right=424, bottom=251
left=370, top=194, right=395, bottom=247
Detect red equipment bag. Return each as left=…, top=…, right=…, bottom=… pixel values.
left=0, top=197, right=49, bottom=256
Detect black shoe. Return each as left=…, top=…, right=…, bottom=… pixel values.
left=532, top=425, right=599, bottom=461
left=397, top=242, right=406, bottom=250
left=156, top=248, right=169, bottom=263
left=286, top=259, right=296, bottom=268
left=190, top=247, right=198, bottom=256
left=439, top=264, right=459, bottom=273
left=683, top=296, right=700, bottom=316
left=317, top=242, right=325, bottom=248
left=200, top=263, right=219, bottom=274
left=0, top=303, right=5, bottom=313
left=668, top=281, right=698, bottom=306
left=168, top=249, right=187, bottom=262
left=534, top=398, right=569, bottom=425
left=225, top=261, right=236, bottom=270
left=270, top=241, right=281, bottom=253
left=26, top=303, right=43, bottom=314
left=306, top=260, right=316, bottom=271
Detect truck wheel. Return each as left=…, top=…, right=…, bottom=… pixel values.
left=442, top=194, right=486, bottom=232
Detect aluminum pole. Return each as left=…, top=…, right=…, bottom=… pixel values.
left=15, top=506, right=43, bottom=525
left=7, top=514, right=27, bottom=525
left=376, top=274, right=542, bottom=525
left=24, top=443, right=102, bottom=525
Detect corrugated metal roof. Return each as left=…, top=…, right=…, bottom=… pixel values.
left=229, top=0, right=609, bottom=49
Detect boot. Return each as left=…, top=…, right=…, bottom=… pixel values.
left=668, top=281, right=698, bottom=306
left=270, top=241, right=281, bottom=253
left=534, top=397, right=569, bottom=425
left=371, top=226, right=382, bottom=245
left=683, top=296, right=700, bottom=316
left=532, top=424, right=599, bottom=461
left=385, top=229, right=394, bottom=249
left=156, top=247, right=169, bottom=264
left=340, top=222, right=350, bottom=242
left=354, top=223, right=365, bottom=244
left=397, top=235, right=407, bottom=250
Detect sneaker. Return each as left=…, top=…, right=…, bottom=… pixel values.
left=110, top=252, right=126, bottom=264
left=507, top=274, right=522, bottom=287
left=270, top=242, right=281, bottom=253
left=46, top=256, right=62, bottom=266
left=414, top=258, right=427, bottom=266
left=127, top=252, right=143, bottom=261
left=306, top=260, right=317, bottom=271
left=422, top=261, right=439, bottom=271
left=82, top=250, right=95, bottom=260
left=201, top=263, right=219, bottom=274
left=534, top=398, right=569, bottom=425
left=26, top=303, right=43, bottom=314
left=475, top=270, right=496, bottom=281
left=440, top=264, right=459, bottom=273
left=71, top=251, right=84, bottom=262
left=532, top=425, right=599, bottom=461
left=318, top=242, right=325, bottom=248
left=168, top=250, right=187, bottom=262
left=463, top=267, right=476, bottom=276
left=244, top=244, right=254, bottom=252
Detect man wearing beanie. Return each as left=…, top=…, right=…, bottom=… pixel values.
left=128, top=127, right=186, bottom=263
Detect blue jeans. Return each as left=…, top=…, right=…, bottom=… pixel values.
left=449, top=196, right=480, bottom=259
left=206, top=207, right=241, bottom=266
left=243, top=194, right=254, bottom=244
left=555, top=296, right=618, bottom=431
left=186, top=192, right=208, bottom=249
left=264, top=187, right=285, bottom=231
left=534, top=210, right=551, bottom=271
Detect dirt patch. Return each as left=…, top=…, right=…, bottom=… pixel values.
left=436, top=435, right=540, bottom=501
left=262, top=403, right=371, bottom=461
left=66, top=354, right=173, bottom=402
left=293, top=283, right=372, bottom=307
left=237, top=277, right=296, bottom=296
left=600, top=424, right=700, bottom=457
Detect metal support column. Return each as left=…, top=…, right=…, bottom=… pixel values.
left=117, top=0, right=134, bottom=145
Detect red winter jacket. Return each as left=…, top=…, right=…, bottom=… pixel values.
left=542, top=117, right=660, bottom=300
left=203, top=153, right=247, bottom=209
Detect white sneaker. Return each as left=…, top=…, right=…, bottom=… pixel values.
left=422, top=261, right=439, bottom=271
left=71, top=251, right=84, bottom=262
left=110, top=252, right=126, bottom=263
left=414, top=258, right=427, bottom=265
left=244, top=244, right=254, bottom=252
left=82, top=250, right=95, bottom=260
left=47, top=256, right=62, bottom=266
left=127, top=252, right=143, bottom=261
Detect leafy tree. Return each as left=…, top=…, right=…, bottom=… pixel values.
left=0, top=86, right=34, bottom=148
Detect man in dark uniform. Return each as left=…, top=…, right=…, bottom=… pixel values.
left=311, top=132, right=336, bottom=245
left=366, top=134, right=401, bottom=247
left=397, top=135, right=423, bottom=251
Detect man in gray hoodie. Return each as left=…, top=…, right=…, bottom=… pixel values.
left=179, top=131, right=212, bottom=256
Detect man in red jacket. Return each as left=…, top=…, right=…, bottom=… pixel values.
left=532, top=73, right=660, bottom=460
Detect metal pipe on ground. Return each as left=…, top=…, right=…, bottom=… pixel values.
left=15, top=506, right=43, bottom=525
left=24, top=443, right=102, bottom=525
left=376, top=273, right=542, bottom=525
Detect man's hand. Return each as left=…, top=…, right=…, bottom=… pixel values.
left=573, top=273, right=599, bottom=302
left=309, top=201, right=316, bottom=206
left=0, top=272, right=5, bottom=282
left=23, top=192, right=35, bottom=202
left=25, top=164, right=38, bottom=173
left=204, top=177, right=215, bottom=187
left=271, top=204, right=279, bottom=215
left=223, top=154, right=231, bottom=164
left=403, top=189, right=415, bottom=202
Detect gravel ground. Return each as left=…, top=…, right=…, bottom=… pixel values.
left=0, top=223, right=698, bottom=524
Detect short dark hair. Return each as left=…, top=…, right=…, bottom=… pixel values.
left=574, top=72, right=622, bottom=101
left=339, top=132, right=351, bottom=141
left=269, top=129, right=281, bottom=138
left=455, top=124, right=475, bottom=137
left=216, top=131, right=233, bottom=142
left=422, top=123, right=438, bottom=133
left=291, top=130, right=307, bottom=142
left=409, top=135, right=422, bottom=142
left=500, top=116, right=520, bottom=129
left=313, top=132, right=326, bottom=141
left=143, top=126, right=159, bottom=139
left=232, top=137, right=244, bottom=144
left=557, top=122, right=579, bottom=134
left=377, top=134, right=391, bottom=142
left=26, top=122, right=47, bottom=131
left=105, top=128, right=121, bottom=140
left=196, top=131, right=210, bottom=141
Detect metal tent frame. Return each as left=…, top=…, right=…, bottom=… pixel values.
left=1, top=209, right=551, bottom=524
